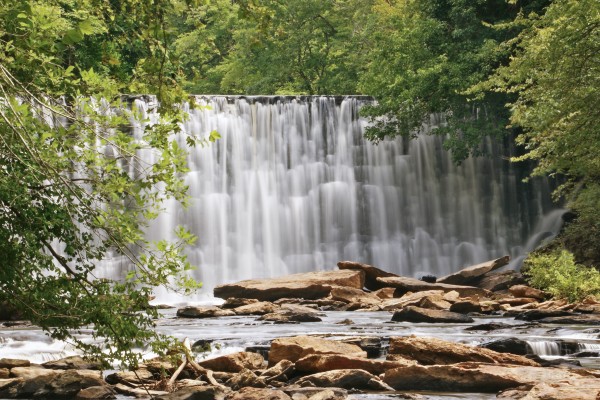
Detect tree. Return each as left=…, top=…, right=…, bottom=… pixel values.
left=358, top=0, right=549, bottom=161
left=484, top=0, right=600, bottom=264
left=0, top=0, right=202, bottom=368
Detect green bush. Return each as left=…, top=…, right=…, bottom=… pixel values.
left=523, top=250, right=600, bottom=302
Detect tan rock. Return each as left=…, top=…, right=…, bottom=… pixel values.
left=43, top=355, right=102, bottom=370
left=372, top=287, right=396, bottom=299
left=105, top=368, right=155, bottom=385
left=198, top=352, right=265, bottom=372
left=226, top=368, right=266, bottom=390
left=74, top=385, right=116, bottom=400
left=155, top=385, right=230, bottom=400
left=376, top=276, right=490, bottom=297
left=0, top=369, right=8, bottom=379
left=498, top=297, right=539, bottom=306
left=295, top=354, right=416, bottom=375
left=260, top=360, right=294, bottom=382
left=380, top=290, right=445, bottom=311
left=295, top=369, right=393, bottom=391
left=214, top=270, right=365, bottom=301
left=329, top=286, right=381, bottom=307
left=113, top=383, right=168, bottom=398
left=268, top=336, right=367, bottom=366
left=388, top=336, right=539, bottom=366
left=222, top=298, right=259, bottom=308
left=437, top=256, right=510, bottom=285
left=509, top=285, right=546, bottom=301
left=383, top=362, right=595, bottom=392
left=234, top=302, right=280, bottom=315
left=283, top=387, right=348, bottom=400
left=227, top=387, right=292, bottom=400
left=442, top=290, right=461, bottom=302
left=0, top=359, right=30, bottom=369
left=337, top=260, right=398, bottom=290
left=391, top=306, right=474, bottom=323
left=449, top=299, right=483, bottom=313
left=479, top=270, right=525, bottom=292
left=517, top=378, right=600, bottom=400
left=418, top=296, right=452, bottom=310
left=9, top=366, right=58, bottom=380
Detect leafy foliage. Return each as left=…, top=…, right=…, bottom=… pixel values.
left=0, top=0, right=201, bottom=368
left=524, top=250, right=600, bottom=302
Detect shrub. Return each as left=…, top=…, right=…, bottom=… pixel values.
left=523, top=249, right=600, bottom=303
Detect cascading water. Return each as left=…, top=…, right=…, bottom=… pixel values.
left=97, top=96, right=558, bottom=300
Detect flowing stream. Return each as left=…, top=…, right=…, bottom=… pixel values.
left=95, top=96, right=557, bottom=300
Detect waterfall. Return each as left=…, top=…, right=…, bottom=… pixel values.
left=526, top=340, right=562, bottom=356
left=98, top=96, right=557, bottom=300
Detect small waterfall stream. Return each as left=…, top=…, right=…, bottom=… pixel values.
left=97, top=96, right=557, bottom=299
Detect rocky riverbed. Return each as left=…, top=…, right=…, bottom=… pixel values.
left=2, top=257, right=600, bottom=399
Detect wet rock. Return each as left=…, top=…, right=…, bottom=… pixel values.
left=155, top=385, right=230, bottom=400
left=198, top=351, right=265, bottom=372
left=222, top=298, right=259, bottom=309
left=214, top=270, right=365, bottom=302
left=337, top=337, right=385, bottom=359
left=284, top=387, right=348, bottom=400
left=226, top=368, right=266, bottom=390
left=515, top=309, right=574, bottom=321
left=43, top=356, right=102, bottom=370
left=383, top=362, right=590, bottom=392
left=538, top=314, right=600, bottom=325
left=295, top=369, right=392, bottom=390
left=437, top=256, right=510, bottom=286
left=377, top=276, right=490, bottom=297
left=509, top=285, right=546, bottom=300
left=176, top=306, right=236, bottom=318
left=0, top=359, right=30, bottom=369
left=335, top=319, right=354, bottom=325
left=389, top=336, right=538, bottom=366
left=478, top=337, right=530, bottom=356
left=328, top=287, right=381, bottom=307
left=258, top=311, right=322, bottom=323
left=105, top=368, right=155, bottom=385
left=268, top=336, right=367, bottom=366
left=295, top=354, right=416, bottom=375
left=479, top=270, right=526, bottom=292
left=464, top=322, right=512, bottom=331
left=234, top=302, right=280, bottom=316
left=226, top=387, right=292, bottom=400
left=419, top=275, right=437, bottom=283
left=391, top=306, right=474, bottom=323
left=280, top=304, right=322, bottom=314
left=75, top=385, right=116, bottom=400
left=336, top=261, right=398, bottom=290
left=449, top=299, right=483, bottom=314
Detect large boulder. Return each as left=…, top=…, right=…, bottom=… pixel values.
left=502, top=378, right=600, bottom=400
left=478, top=270, right=525, bottom=292
left=388, top=336, right=538, bottom=366
left=214, top=270, right=365, bottom=301
left=391, top=306, right=474, bottom=323
left=268, top=336, right=367, bottom=366
left=336, top=261, right=398, bottom=290
left=0, top=359, right=30, bottom=369
left=380, top=290, right=446, bottom=311
left=198, top=352, right=265, bottom=372
left=294, top=369, right=393, bottom=390
left=480, top=338, right=530, bottom=356
left=234, top=302, right=280, bottom=316
left=295, top=354, right=416, bottom=375
left=37, top=370, right=106, bottom=398
left=376, top=276, right=490, bottom=297
left=437, top=256, right=510, bottom=286
left=75, top=385, right=116, bottom=400
left=383, top=362, right=597, bottom=392
left=226, top=369, right=266, bottom=390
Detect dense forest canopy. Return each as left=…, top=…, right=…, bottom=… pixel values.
left=0, top=0, right=599, bottom=364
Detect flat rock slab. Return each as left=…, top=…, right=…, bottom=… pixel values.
left=388, top=336, right=538, bottom=366
left=295, top=354, right=416, bottom=375
left=295, top=369, right=392, bottom=391
left=268, top=336, right=367, bottom=366
left=437, top=256, right=510, bottom=285
left=376, top=276, right=490, bottom=297
left=391, top=306, right=474, bottom=323
left=227, top=387, right=291, bottom=400
left=337, top=261, right=398, bottom=290
left=214, top=270, right=365, bottom=301
left=383, top=362, right=599, bottom=392
left=198, top=351, right=265, bottom=372
left=0, top=359, right=30, bottom=369
left=176, top=306, right=236, bottom=318
left=538, top=314, right=600, bottom=325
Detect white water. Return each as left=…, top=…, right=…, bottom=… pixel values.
left=526, top=340, right=562, bottom=356
left=95, top=96, right=557, bottom=299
